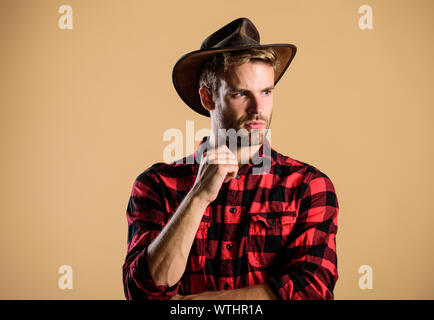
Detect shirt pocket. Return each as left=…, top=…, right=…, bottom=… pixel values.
left=247, top=205, right=297, bottom=270
left=186, top=215, right=211, bottom=272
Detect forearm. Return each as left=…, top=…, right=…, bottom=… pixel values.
left=147, top=190, right=209, bottom=287
left=173, top=283, right=278, bottom=300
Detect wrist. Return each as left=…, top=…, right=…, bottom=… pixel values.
left=189, top=192, right=211, bottom=209
left=188, top=188, right=211, bottom=207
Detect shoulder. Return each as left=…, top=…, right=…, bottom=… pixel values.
left=273, top=150, right=339, bottom=213
left=135, top=162, right=166, bottom=182
left=273, top=149, right=336, bottom=188
left=135, top=160, right=195, bottom=184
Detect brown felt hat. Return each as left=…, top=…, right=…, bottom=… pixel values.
left=172, top=17, right=297, bottom=117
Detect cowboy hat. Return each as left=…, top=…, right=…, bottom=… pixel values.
left=172, top=17, right=297, bottom=117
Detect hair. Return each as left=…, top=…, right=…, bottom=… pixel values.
left=198, top=48, right=279, bottom=101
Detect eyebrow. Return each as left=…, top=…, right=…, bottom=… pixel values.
left=229, top=85, right=275, bottom=92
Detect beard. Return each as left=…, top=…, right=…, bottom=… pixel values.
left=218, top=112, right=272, bottom=148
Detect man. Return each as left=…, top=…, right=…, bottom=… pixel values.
left=122, top=18, right=339, bottom=300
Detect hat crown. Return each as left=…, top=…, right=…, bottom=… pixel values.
left=200, top=17, right=260, bottom=50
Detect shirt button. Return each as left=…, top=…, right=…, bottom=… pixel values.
left=235, top=174, right=240, bottom=180
left=268, top=219, right=276, bottom=226
left=226, top=244, right=232, bottom=250
left=229, top=208, right=236, bottom=213
left=224, top=283, right=229, bottom=290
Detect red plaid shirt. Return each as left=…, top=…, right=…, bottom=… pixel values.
left=122, top=136, right=339, bottom=300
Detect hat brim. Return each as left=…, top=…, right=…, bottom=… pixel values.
left=172, top=44, right=297, bottom=117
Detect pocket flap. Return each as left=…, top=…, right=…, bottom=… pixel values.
left=249, top=202, right=296, bottom=227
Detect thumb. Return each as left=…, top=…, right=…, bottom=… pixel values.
left=223, top=169, right=237, bottom=183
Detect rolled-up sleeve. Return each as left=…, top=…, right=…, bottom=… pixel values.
left=122, top=167, right=181, bottom=300
left=268, top=171, right=339, bottom=300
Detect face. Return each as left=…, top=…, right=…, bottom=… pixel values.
left=209, top=61, right=274, bottom=147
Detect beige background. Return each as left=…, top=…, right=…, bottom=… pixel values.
left=1, top=0, right=433, bottom=299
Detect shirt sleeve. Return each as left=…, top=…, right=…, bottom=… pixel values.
left=122, top=167, right=181, bottom=300
left=268, top=170, right=339, bottom=300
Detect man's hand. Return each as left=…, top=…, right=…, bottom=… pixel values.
left=146, top=144, right=238, bottom=288
left=191, top=144, right=239, bottom=204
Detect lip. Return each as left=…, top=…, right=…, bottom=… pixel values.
left=244, top=121, right=264, bottom=129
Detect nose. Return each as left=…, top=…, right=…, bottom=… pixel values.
left=246, top=94, right=264, bottom=115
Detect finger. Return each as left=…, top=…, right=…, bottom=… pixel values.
left=206, top=144, right=236, bottom=156
left=205, top=149, right=236, bottom=158
left=205, top=153, right=237, bottom=164
left=207, top=158, right=238, bottom=165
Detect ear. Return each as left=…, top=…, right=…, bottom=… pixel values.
left=199, top=87, right=215, bottom=112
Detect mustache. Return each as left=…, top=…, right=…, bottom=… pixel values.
left=239, top=115, right=268, bottom=125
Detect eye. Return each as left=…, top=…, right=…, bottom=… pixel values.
left=263, top=89, right=273, bottom=96
left=232, top=91, right=246, bottom=98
